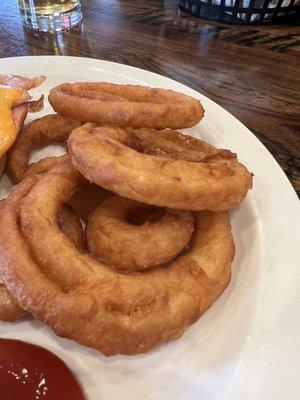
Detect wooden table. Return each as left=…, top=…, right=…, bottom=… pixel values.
left=1, top=0, right=299, bottom=194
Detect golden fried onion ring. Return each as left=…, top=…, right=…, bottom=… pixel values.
left=49, top=82, right=204, bottom=129
left=0, top=198, right=84, bottom=322
left=0, top=163, right=234, bottom=355
left=68, top=124, right=253, bottom=212
left=7, top=114, right=81, bottom=182
left=87, top=196, right=194, bottom=271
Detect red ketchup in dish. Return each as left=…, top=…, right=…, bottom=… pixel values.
left=0, top=339, right=85, bottom=399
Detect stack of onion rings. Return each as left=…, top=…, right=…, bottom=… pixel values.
left=0, top=163, right=235, bottom=355
left=68, top=124, right=252, bottom=211
left=0, top=80, right=253, bottom=356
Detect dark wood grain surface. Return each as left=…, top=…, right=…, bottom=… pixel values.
left=0, top=0, right=299, bottom=194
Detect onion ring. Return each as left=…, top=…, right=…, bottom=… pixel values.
left=22, top=154, right=69, bottom=180
left=7, top=114, right=81, bottom=182
left=0, top=163, right=234, bottom=355
left=0, top=197, right=84, bottom=322
left=48, top=82, right=204, bottom=129
left=68, top=124, right=253, bottom=211
left=0, top=197, right=26, bottom=322
left=86, top=196, right=194, bottom=271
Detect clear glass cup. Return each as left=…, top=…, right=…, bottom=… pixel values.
left=18, top=0, right=82, bottom=32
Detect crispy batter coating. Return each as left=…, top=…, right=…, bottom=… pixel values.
left=87, top=196, right=194, bottom=271
left=68, top=124, right=253, bottom=211
left=0, top=197, right=84, bottom=322
left=0, top=284, right=26, bottom=322
left=23, top=154, right=70, bottom=179
left=0, top=201, right=26, bottom=322
left=0, top=164, right=234, bottom=355
left=49, top=82, right=204, bottom=129
left=7, top=114, right=81, bottom=182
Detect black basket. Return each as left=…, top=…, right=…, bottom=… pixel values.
left=179, top=0, right=300, bottom=24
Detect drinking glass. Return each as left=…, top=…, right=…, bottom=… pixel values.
left=18, top=0, right=82, bottom=32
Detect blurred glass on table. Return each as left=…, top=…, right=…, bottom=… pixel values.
left=18, top=0, right=82, bottom=32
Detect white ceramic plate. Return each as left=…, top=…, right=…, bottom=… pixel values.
left=0, top=56, right=299, bottom=400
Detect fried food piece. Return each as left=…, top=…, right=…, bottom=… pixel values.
left=0, top=284, right=26, bottom=322
left=0, top=74, right=45, bottom=159
left=7, top=114, right=81, bottom=182
left=0, top=198, right=84, bottom=322
left=0, top=87, right=24, bottom=159
left=49, top=82, right=204, bottom=129
left=23, top=154, right=70, bottom=180
left=0, top=163, right=234, bottom=355
left=68, top=124, right=253, bottom=212
left=0, top=201, right=26, bottom=322
left=0, top=74, right=45, bottom=90
left=87, top=196, right=194, bottom=271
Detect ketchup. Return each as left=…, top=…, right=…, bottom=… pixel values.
left=0, top=339, right=85, bottom=399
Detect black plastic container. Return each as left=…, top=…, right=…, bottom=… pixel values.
left=179, top=0, right=300, bottom=24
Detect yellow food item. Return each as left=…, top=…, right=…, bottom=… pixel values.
left=0, top=86, right=22, bottom=158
